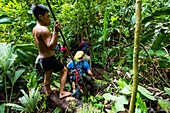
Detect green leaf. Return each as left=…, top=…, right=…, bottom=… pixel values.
left=16, top=49, right=35, bottom=63
left=19, top=90, right=29, bottom=106
left=8, top=68, right=25, bottom=85
left=0, top=43, right=17, bottom=72
left=102, top=93, right=116, bottom=101
left=164, top=87, right=170, bottom=96
left=53, top=81, right=60, bottom=88
left=117, top=78, right=128, bottom=89
left=141, top=29, right=155, bottom=44
left=151, top=34, right=168, bottom=51
left=96, top=95, right=103, bottom=101
left=19, top=88, right=40, bottom=112
left=103, top=10, right=109, bottom=46
left=158, top=99, right=170, bottom=112
left=120, top=85, right=131, bottom=95
left=0, top=104, right=5, bottom=113
left=27, top=74, right=37, bottom=88
left=138, top=85, right=156, bottom=101
left=131, top=13, right=136, bottom=24
left=103, top=74, right=110, bottom=81
left=98, top=36, right=103, bottom=42
left=94, top=103, right=104, bottom=109
left=15, top=44, right=36, bottom=52
left=148, top=49, right=154, bottom=56
left=5, top=103, right=28, bottom=112
left=155, top=50, right=166, bottom=57
left=52, top=107, right=62, bottom=113
left=115, top=96, right=128, bottom=112
left=152, top=7, right=170, bottom=16
left=136, top=93, right=148, bottom=113
left=142, top=7, right=170, bottom=23
left=0, top=15, right=11, bottom=24
left=32, top=88, right=40, bottom=110
left=26, top=20, right=36, bottom=26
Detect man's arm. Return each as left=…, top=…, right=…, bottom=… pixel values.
left=84, top=61, right=95, bottom=80
left=41, top=28, right=58, bottom=51
left=41, top=21, right=61, bottom=51
left=87, top=70, right=95, bottom=80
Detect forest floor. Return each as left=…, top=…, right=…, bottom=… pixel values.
left=0, top=67, right=170, bottom=113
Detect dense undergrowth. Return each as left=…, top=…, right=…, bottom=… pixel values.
left=0, top=0, right=170, bottom=112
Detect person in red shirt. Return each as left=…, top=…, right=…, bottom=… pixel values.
left=60, top=43, right=68, bottom=65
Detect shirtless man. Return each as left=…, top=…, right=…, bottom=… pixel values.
left=32, top=4, right=71, bottom=98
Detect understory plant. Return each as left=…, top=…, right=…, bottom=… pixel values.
left=5, top=88, right=40, bottom=113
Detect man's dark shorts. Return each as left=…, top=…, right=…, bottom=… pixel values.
left=40, top=56, right=64, bottom=72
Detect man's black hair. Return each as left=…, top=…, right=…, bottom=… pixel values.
left=32, top=4, right=49, bottom=20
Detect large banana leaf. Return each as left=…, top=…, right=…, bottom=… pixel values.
left=0, top=43, right=17, bottom=74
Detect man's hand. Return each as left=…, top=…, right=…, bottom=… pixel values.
left=54, top=20, right=62, bottom=32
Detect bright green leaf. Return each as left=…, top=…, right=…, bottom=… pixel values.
left=5, top=103, right=28, bottom=112
left=164, top=87, right=170, bottom=96
left=120, top=85, right=131, bottom=95
left=158, top=99, right=170, bottom=112
left=155, top=50, right=166, bottom=57
left=0, top=104, right=5, bottom=113
left=102, top=93, right=115, bottom=101
left=8, top=68, right=25, bottom=85
left=115, top=96, right=128, bottom=112
left=138, top=85, right=156, bottom=101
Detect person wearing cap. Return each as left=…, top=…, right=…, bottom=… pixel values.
left=67, top=51, right=95, bottom=94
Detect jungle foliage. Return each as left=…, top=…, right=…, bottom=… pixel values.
left=0, top=0, right=170, bottom=113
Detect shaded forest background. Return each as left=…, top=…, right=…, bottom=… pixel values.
left=0, top=0, right=170, bottom=113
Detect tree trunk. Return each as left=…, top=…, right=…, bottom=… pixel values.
left=129, top=0, right=142, bottom=113
left=41, top=79, right=107, bottom=112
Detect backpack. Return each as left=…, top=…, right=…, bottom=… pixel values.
left=69, top=60, right=88, bottom=88
left=81, top=42, right=89, bottom=53
left=55, top=46, right=60, bottom=54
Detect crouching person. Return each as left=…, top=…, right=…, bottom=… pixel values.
left=67, top=51, right=95, bottom=99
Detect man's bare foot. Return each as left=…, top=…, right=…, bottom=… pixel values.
left=45, top=89, right=52, bottom=96
left=51, top=86, right=58, bottom=93
left=59, top=91, right=72, bottom=99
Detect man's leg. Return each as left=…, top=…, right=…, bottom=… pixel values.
left=44, top=70, right=52, bottom=96
left=59, top=66, right=71, bottom=99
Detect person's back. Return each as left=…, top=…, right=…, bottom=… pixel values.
left=67, top=51, right=95, bottom=98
